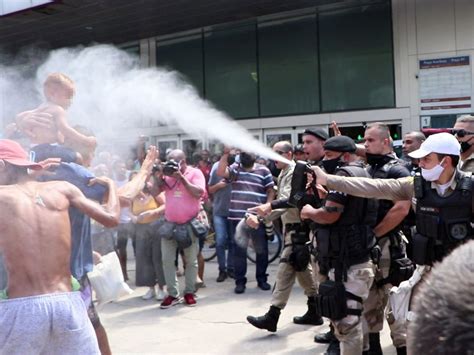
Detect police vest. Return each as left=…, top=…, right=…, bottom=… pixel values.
left=414, top=171, right=474, bottom=264
left=317, top=163, right=378, bottom=270
left=367, top=158, right=402, bottom=228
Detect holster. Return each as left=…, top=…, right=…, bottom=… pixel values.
left=288, top=228, right=310, bottom=271
left=315, top=280, right=362, bottom=320
left=378, top=233, right=414, bottom=287
left=412, top=233, right=435, bottom=266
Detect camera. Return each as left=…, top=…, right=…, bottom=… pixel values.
left=288, top=161, right=321, bottom=210
left=162, top=159, right=180, bottom=176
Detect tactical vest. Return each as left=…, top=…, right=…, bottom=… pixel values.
left=367, top=159, right=402, bottom=228
left=317, top=163, right=378, bottom=272
left=413, top=171, right=474, bottom=265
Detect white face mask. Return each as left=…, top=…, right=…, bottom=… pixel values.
left=421, top=159, right=445, bottom=181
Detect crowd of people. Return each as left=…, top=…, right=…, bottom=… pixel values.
left=0, top=71, right=473, bottom=354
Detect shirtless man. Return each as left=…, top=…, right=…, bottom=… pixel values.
left=0, top=139, right=119, bottom=354
left=16, top=73, right=96, bottom=163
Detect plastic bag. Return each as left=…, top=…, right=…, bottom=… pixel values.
left=88, top=252, right=133, bottom=306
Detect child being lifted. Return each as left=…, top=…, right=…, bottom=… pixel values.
left=16, top=72, right=96, bottom=163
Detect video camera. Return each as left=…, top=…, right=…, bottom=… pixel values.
left=288, top=161, right=321, bottom=210
left=162, top=159, right=180, bottom=176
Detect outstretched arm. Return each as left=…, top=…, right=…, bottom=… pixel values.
left=65, top=178, right=120, bottom=228
left=54, top=106, right=97, bottom=149
left=216, top=147, right=231, bottom=179
left=311, top=166, right=414, bottom=201
left=118, top=146, right=157, bottom=201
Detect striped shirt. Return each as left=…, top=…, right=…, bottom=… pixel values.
left=228, top=163, right=274, bottom=221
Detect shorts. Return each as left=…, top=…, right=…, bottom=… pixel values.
left=79, top=275, right=101, bottom=328
left=0, top=292, right=100, bottom=355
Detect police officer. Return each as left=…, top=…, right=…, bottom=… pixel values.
left=358, top=123, right=412, bottom=355
left=401, top=131, right=425, bottom=260
left=310, top=132, right=473, bottom=355
left=245, top=141, right=320, bottom=332
left=402, top=131, right=426, bottom=175
left=453, top=115, right=474, bottom=172
left=301, top=136, right=377, bottom=355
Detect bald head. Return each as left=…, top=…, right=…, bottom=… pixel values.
left=168, top=149, right=186, bottom=162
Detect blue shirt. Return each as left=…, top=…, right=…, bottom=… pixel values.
left=40, top=163, right=106, bottom=279
left=208, top=162, right=232, bottom=217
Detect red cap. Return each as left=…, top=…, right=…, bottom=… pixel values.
left=0, top=140, right=42, bottom=170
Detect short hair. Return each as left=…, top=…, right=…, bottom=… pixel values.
left=43, top=72, right=75, bottom=96
left=406, top=131, right=426, bottom=143
left=408, top=240, right=474, bottom=354
left=456, top=115, right=474, bottom=124
left=192, top=153, right=203, bottom=165
left=435, top=153, right=460, bottom=168
left=366, top=122, right=391, bottom=140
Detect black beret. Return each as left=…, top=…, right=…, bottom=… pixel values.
left=303, top=128, right=329, bottom=141
left=323, top=135, right=356, bottom=153
left=294, top=143, right=304, bottom=153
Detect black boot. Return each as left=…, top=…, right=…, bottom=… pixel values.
left=314, top=325, right=337, bottom=343
left=293, top=296, right=324, bottom=325
left=247, top=306, right=281, bottom=332
left=324, top=339, right=341, bottom=355
left=368, top=332, right=382, bottom=355
left=396, top=347, right=407, bottom=355
left=216, top=271, right=227, bottom=282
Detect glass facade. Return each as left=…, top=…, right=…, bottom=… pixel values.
left=204, top=24, right=258, bottom=118
left=259, top=15, right=319, bottom=116
left=155, top=1, right=394, bottom=119
left=156, top=35, right=203, bottom=96
left=319, top=3, right=394, bottom=111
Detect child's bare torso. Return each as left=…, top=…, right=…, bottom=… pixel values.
left=29, top=103, right=64, bottom=145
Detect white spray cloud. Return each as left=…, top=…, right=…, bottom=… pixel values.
left=0, top=64, right=40, bottom=126
left=35, top=44, right=290, bottom=163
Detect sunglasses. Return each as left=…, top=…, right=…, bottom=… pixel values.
left=452, top=129, right=474, bottom=138
left=274, top=150, right=288, bottom=155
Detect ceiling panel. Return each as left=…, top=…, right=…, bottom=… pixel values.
left=0, top=0, right=350, bottom=53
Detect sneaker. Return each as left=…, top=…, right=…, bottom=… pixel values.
left=160, top=295, right=182, bottom=309
left=235, top=284, right=246, bottom=294
left=216, top=271, right=227, bottom=282
left=184, top=293, right=197, bottom=307
left=258, top=281, right=271, bottom=291
left=142, top=287, right=156, bottom=300
left=155, top=288, right=167, bottom=301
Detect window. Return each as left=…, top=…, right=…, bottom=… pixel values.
left=319, top=3, right=394, bottom=111
left=259, top=15, right=319, bottom=116
left=156, top=35, right=204, bottom=96
left=204, top=24, right=258, bottom=118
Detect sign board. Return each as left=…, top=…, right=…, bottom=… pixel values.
left=419, top=56, right=472, bottom=115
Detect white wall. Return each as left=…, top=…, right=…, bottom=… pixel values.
left=392, top=0, right=474, bottom=133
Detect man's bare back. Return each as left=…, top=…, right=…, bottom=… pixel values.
left=0, top=179, right=119, bottom=299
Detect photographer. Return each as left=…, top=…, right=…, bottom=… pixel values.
left=154, top=149, right=206, bottom=308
